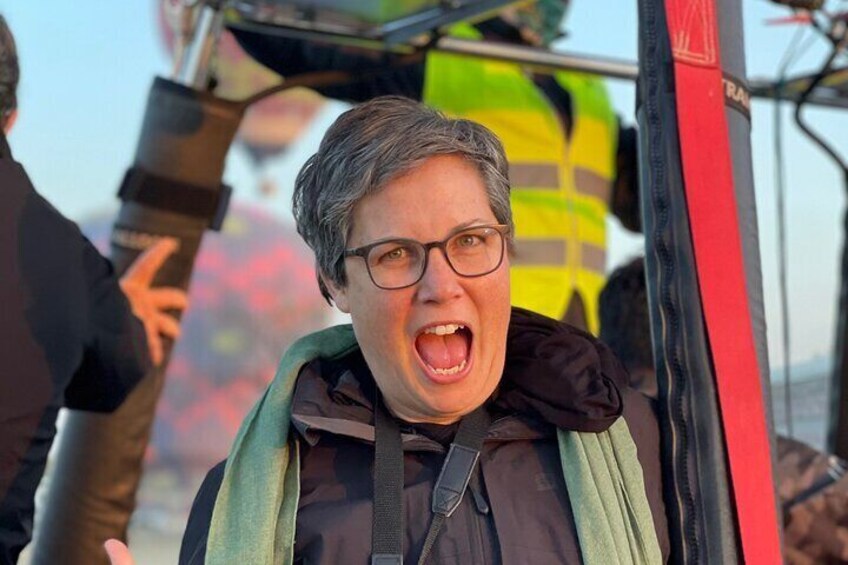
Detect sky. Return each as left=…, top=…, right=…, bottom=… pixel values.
left=1, top=1, right=847, bottom=373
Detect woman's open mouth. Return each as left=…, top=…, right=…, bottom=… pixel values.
left=413, top=323, right=474, bottom=384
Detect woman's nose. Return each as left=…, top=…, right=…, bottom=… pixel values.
left=415, top=248, right=463, bottom=303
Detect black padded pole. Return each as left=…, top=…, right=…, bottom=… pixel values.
left=636, top=0, right=739, bottom=562
left=32, top=78, right=244, bottom=565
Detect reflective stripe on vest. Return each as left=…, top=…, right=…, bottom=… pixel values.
left=423, top=24, right=617, bottom=331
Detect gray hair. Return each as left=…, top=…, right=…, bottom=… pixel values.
left=0, top=15, right=18, bottom=129
left=292, top=96, right=513, bottom=304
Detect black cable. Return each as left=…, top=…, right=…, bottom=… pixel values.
left=773, top=23, right=809, bottom=437
left=237, top=52, right=426, bottom=109
left=775, top=90, right=795, bottom=437
left=793, top=8, right=848, bottom=454
left=238, top=70, right=357, bottom=108
left=794, top=52, right=848, bottom=174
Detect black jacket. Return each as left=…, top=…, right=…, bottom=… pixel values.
left=179, top=308, right=669, bottom=564
left=0, top=138, right=150, bottom=563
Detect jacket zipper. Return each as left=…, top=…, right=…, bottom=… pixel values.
left=469, top=465, right=497, bottom=564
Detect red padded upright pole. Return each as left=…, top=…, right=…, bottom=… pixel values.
left=662, top=0, right=782, bottom=562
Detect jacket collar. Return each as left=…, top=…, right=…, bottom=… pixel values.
left=290, top=357, right=550, bottom=452
left=290, top=308, right=625, bottom=448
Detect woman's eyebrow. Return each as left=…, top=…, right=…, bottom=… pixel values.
left=448, top=219, right=494, bottom=234
left=354, top=218, right=498, bottom=249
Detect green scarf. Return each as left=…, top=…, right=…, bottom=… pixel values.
left=559, top=420, right=663, bottom=564
left=206, top=325, right=661, bottom=564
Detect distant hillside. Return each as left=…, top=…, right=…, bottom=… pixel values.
left=770, top=356, right=832, bottom=450
left=770, top=355, right=832, bottom=383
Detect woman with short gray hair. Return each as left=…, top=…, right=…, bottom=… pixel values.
left=109, top=95, right=668, bottom=564
left=292, top=95, right=514, bottom=304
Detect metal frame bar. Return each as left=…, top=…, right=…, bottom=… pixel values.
left=174, top=2, right=226, bottom=88
left=750, top=77, right=848, bottom=110
left=436, top=40, right=848, bottom=109
left=433, top=36, right=639, bottom=80
left=228, top=11, right=848, bottom=109
left=227, top=0, right=519, bottom=46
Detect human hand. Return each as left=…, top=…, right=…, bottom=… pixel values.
left=104, top=539, right=135, bottom=565
left=119, top=237, right=189, bottom=365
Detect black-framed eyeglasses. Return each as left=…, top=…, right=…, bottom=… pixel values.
left=344, top=224, right=509, bottom=290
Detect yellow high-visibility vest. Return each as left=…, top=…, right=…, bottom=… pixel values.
left=423, top=24, right=618, bottom=333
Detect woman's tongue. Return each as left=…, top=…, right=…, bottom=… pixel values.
left=415, top=332, right=469, bottom=371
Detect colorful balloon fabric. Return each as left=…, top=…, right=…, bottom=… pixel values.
left=81, top=204, right=331, bottom=517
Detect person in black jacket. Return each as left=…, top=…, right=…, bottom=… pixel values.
left=0, top=14, right=188, bottom=563
left=107, top=96, right=667, bottom=565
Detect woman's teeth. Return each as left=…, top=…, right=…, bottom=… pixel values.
left=427, top=359, right=467, bottom=375
left=424, top=323, right=465, bottom=336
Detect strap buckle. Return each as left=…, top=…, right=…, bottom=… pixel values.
left=118, top=166, right=232, bottom=231
left=431, top=444, right=480, bottom=518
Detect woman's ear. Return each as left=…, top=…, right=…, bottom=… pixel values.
left=3, top=109, right=18, bottom=134
left=321, top=273, right=350, bottom=314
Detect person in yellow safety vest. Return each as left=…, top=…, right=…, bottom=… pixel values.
left=230, top=0, right=642, bottom=333
left=425, top=22, right=617, bottom=333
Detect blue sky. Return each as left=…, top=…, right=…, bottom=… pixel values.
left=2, top=1, right=847, bottom=370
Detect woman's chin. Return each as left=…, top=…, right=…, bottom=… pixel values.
left=416, top=383, right=489, bottom=422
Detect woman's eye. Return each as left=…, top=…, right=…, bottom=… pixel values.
left=381, top=247, right=408, bottom=262
left=457, top=234, right=482, bottom=247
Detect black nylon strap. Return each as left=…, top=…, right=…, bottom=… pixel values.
left=117, top=166, right=232, bottom=231
left=418, top=407, right=490, bottom=565
left=371, top=397, right=490, bottom=565
left=372, top=397, right=404, bottom=565
left=430, top=408, right=490, bottom=518
left=415, top=514, right=445, bottom=565
left=782, top=456, right=848, bottom=519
